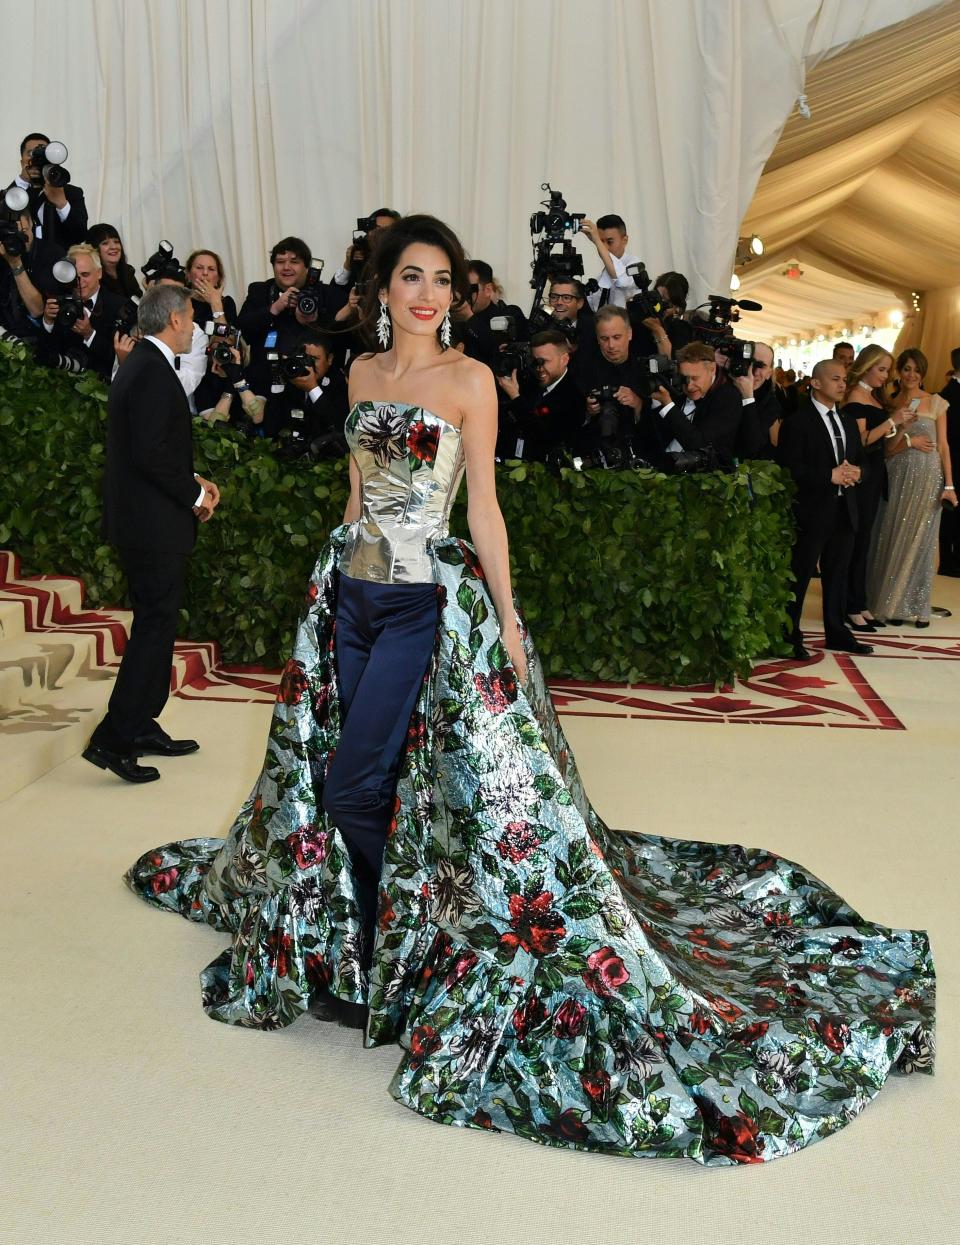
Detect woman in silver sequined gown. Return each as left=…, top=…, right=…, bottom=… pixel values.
left=867, top=348, right=958, bottom=624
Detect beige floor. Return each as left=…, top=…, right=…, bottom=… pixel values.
left=3, top=584, right=959, bottom=1244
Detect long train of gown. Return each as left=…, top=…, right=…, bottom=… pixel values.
left=127, top=528, right=935, bottom=1166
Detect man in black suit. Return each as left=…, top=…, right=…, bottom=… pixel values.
left=237, top=236, right=335, bottom=394
left=37, top=243, right=123, bottom=380
left=939, top=346, right=960, bottom=576
left=83, top=283, right=220, bottom=783
left=495, top=330, right=586, bottom=461
left=776, top=358, right=871, bottom=659
left=10, top=133, right=88, bottom=250
left=652, top=339, right=743, bottom=465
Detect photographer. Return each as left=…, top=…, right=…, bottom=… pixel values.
left=459, top=260, right=530, bottom=368
left=238, top=236, right=333, bottom=393
left=733, top=341, right=780, bottom=458
left=581, top=307, right=660, bottom=465
left=580, top=215, right=642, bottom=310
left=542, top=275, right=597, bottom=385
left=495, top=330, right=586, bottom=461
left=38, top=243, right=123, bottom=380
left=327, top=208, right=400, bottom=313
left=652, top=271, right=694, bottom=351
left=263, top=327, right=348, bottom=456
left=652, top=340, right=743, bottom=466
left=10, top=133, right=88, bottom=249
left=0, top=201, right=63, bottom=342
left=200, top=338, right=266, bottom=430
left=185, top=249, right=239, bottom=412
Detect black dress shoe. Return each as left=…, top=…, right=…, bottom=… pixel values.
left=82, top=743, right=160, bottom=783
left=864, top=617, right=886, bottom=628
left=886, top=618, right=904, bottom=626
left=915, top=620, right=930, bottom=629
left=846, top=615, right=877, bottom=633
left=792, top=644, right=814, bottom=661
left=133, top=731, right=200, bottom=757
left=827, top=639, right=874, bottom=655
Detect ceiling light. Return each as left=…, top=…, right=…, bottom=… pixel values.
left=730, top=273, right=741, bottom=291
left=749, top=234, right=764, bottom=257
left=890, top=310, right=904, bottom=327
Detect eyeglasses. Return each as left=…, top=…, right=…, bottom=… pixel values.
left=547, top=293, right=577, bottom=304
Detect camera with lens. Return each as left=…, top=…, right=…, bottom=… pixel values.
left=349, top=218, right=377, bottom=287
left=634, top=352, right=681, bottom=398
left=527, top=304, right=580, bottom=347
left=0, top=187, right=31, bottom=257
left=290, top=264, right=325, bottom=317
left=141, top=240, right=186, bottom=284
left=267, top=350, right=314, bottom=392
left=714, top=334, right=756, bottom=378
left=489, top=313, right=536, bottom=381
left=530, top=186, right=585, bottom=240
left=27, top=139, right=71, bottom=188
left=204, top=321, right=241, bottom=366
left=114, top=299, right=139, bottom=338
left=46, top=258, right=84, bottom=328
left=624, top=262, right=662, bottom=321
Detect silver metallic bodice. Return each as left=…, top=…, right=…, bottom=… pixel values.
left=339, top=401, right=466, bottom=584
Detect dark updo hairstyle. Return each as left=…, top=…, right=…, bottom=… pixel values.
left=87, top=222, right=129, bottom=267
left=355, top=214, right=472, bottom=352
left=896, top=347, right=928, bottom=381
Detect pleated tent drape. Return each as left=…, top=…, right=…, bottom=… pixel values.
left=0, top=0, right=947, bottom=313
left=737, top=2, right=960, bottom=379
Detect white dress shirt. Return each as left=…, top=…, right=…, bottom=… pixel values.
left=144, top=334, right=205, bottom=507
left=811, top=396, right=846, bottom=462
left=587, top=249, right=642, bottom=311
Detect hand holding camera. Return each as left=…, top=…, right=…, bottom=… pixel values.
left=270, top=287, right=297, bottom=316
left=113, top=331, right=138, bottom=365
left=496, top=369, right=521, bottom=401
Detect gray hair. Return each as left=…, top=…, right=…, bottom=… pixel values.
left=595, top=305, right=630, bottom=327
left=138, top=282, right=192, bottom=336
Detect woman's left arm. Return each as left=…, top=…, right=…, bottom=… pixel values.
left=936, top=399, right=957, bottom=504
left=461, top=361, right=528, bottom=683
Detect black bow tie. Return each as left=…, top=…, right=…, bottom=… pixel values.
left=84, top=298, right=95, bottom=311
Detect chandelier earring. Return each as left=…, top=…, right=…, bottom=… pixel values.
left=439, top=309, right=452, bottom=349
left=376, top=300, right=392, bottom=349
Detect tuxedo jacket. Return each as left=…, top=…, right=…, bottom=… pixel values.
left=940, top=378, right=960, bottom=473
left=660, top=377, right=742, bottom=464
left=776, top=397, right=863, bottom=533
left=101, top=340, right=198, bottom=554
left=504, top=371, right=586, bottom=461
left=5, top=181, right=90, bottom=250
left=36, top=285, right=124, bottom=381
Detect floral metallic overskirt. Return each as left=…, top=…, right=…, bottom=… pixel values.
left=126, top=527, right=935, bottom=1165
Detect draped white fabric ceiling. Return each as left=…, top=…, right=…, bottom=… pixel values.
left=0, top=0, right=948, bottom=317
left=737, top=2, right=960, bottom=369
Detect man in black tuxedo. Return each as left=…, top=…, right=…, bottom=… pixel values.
left=495, top=330, right=587, bottom=461
left=37, top=243, right=123, bottom=380
left=776, top=358, right=871, bottom=659
left=652, top=340, right=743, bottom=465
left=10, top=133, right=88, bottom=250
left=939, top=346, right=960, bottom=576
left=83, top=283, right=220, bottom=783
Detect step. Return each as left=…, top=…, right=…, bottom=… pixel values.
left=0, top=598, right=26, bottom=645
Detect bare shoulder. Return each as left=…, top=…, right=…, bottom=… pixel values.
left=449, top=353, right=496, bottom=410
left=347, top=352, right=379, bottom=400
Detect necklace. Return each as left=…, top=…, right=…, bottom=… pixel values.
left=857, top=380, right=873, bottom=392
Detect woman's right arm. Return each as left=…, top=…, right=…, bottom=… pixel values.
left=342, top=357, right=369, bottom=524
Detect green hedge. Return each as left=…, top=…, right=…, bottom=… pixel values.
left=0, top=339, right=794, bottom=684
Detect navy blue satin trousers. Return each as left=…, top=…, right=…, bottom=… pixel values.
left=322, top=573, right=439, bottom=967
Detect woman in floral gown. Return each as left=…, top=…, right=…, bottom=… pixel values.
left=127, top=216, right=934, bottom=1166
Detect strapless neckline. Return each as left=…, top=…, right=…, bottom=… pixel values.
left=349, top=399, right=463, bottom=436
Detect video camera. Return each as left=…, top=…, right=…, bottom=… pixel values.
left=26, top=139, right=71, bottom=188
left=0, top=186, right=31, bottom=257
left=528, top=184, right=586, bottom=316
left=690, top=293, right=763, bottom=377
left=141, top=240, right=186, bottom=284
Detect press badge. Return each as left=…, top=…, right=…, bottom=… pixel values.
left=264, top=329, right=278, bottom=348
